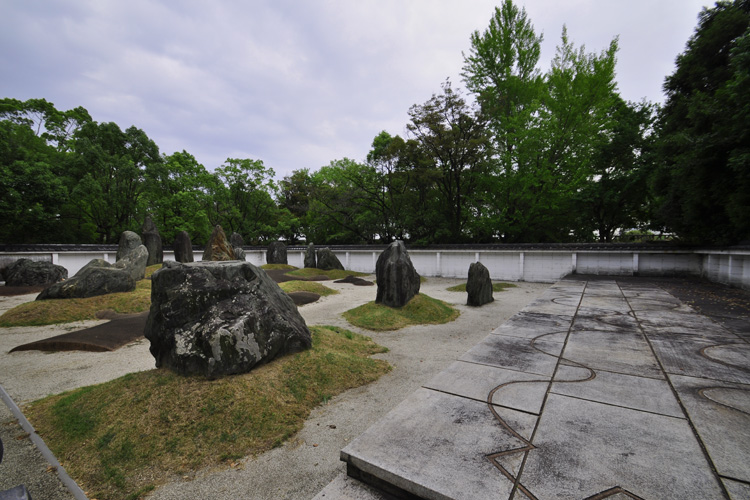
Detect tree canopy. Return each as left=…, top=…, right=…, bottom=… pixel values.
left=2, top=0, right=747, bottom=246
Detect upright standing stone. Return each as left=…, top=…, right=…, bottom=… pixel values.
left=230, top=232, right=246, bottom=261
left=304, top=243, right=317, bottom=269
left=316, top=248, right=345, bottom=271
left=142, top=215, right=163, bottom=266
left=116, top=231, right=142, bottom=261
left=145, top=261, right=312, bottom=378
left=267, top=241, right=288, bottom=265
left=114, top=231, right=148, bottom=281
left=375, top=240, right=420, bottom=308
left=202, top=225, right=235, bottom=261
left=466, top=261, right=494, bottom=307
left=174, top=231, right=194, bottom=263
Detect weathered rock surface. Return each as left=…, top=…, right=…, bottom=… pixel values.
left=375, top=240, right=420, bottom=307
left=316, top=248, right=344, bottom=271
left=4, top=259, right=68, bottom=287
left=113, top=244, right=148, bottom=281
left=116, top=231, right=142, bottom=261
left=229, top=232, right=244, bottom=249
left=145, top=261, right=312, bottom=378
left=37, top=266, right=135, bottom=300
left=466, top=261, right=494, bottom=307
left=202, top=225, right=235, bottom=261
left=0, top=257, right=17, bottom=281
left=231, top=232, right=246, bottom=261
left=267, top=241, right=288, bottom=265
left=142, top=216, right=163, bottom=266
left=304, top=243, right=317, bottom=268
left=173, top=231, right=194, bottom=263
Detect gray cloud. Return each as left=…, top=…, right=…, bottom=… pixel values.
left=1, top=0, right=712, bottom=180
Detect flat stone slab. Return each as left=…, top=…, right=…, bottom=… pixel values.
left=519, top=394, right=725, bottom=499
left=341, top=388, right=537, bottom=500
left=424, top=361, right=550, bottom=414
left=335, top=278, right=749, bottom=500
left=670, top=374, right=750, bottom=483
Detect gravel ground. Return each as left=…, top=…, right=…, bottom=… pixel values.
left=0, top=277, right=549, bottom=500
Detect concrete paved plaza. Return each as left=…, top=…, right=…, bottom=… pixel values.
left=323, top=278, right=750, bottom=499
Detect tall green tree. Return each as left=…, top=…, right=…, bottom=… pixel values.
left=576, top=99, right=657, bottom=241
left=462, top=0, right=622, bottom=242
left=406, top=80, right=490, bottom=242
left=143, top=150, right=214, bottom=245
left=653, top=0, right=750, bottom=244
left=211, top=158, right=280, bottom=244
left=66, top=122, right=162, bottom=243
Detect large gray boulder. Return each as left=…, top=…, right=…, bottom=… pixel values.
left=375, top=240, right=420, bottom=307
left=116, top=231, right=142, bottom=261
left=202, top=225, right=235, bottom=261
left=466, top=261, right=494, bottom=307
left=173, top=231, right=194, bottom=263
left=267, top=241, right=288, bottom=265
left=142, top=216, right=163, bottom=266
left=316, top=248, right=344, bottom=271
left=304, top=243, right=317, bottom=269
left=144, top=261, right=312, bottom=379
left=113, top=244, right=148, bottom=281
left=4, top=259, right=67, bottom=287
left=37, top=266, right=135, bottom=300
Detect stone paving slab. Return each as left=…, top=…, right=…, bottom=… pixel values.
left=669, top=374, right=750, bottom=483
left=458, top=334, right=563, bottom=377
left=518, top=394, right=725, bottom=500
left=424, top=361, right=549, bottom=415
left=551, top=365, right=682, bottom=417
left=336, top=278, right=750, bottom=500
left=341, top=388, right=537, bottom=500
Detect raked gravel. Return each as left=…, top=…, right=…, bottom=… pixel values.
left=0, top=276, right=549, bottom=500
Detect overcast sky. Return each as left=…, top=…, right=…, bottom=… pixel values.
left=1, top=1, right=713, bottom=180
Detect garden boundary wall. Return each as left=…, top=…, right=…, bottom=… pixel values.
left=2, top=244, right=749, bottom=290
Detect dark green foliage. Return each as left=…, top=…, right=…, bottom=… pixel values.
left=653, top=0, right=750, bottom=244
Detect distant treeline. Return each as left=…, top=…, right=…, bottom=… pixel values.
left=2, top=0, right=748, bottom=246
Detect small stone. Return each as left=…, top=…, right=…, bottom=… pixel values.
left=142, top=215, right=163, bottom=266
left=304, top=243, right=317, bottom=269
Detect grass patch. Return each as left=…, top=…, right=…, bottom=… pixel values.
left=260, top=264, right=298, bottom=271
left=0, top=264, right=161, bottom=327
left=278, top=280, right=338, bottom=296
left=343, top=294, right=459, bottom=331
left=446, top=282, right=517, bottom=292
left=286, top=267, right=368, bottom=280
left=24, top=326, right=390, bottom=500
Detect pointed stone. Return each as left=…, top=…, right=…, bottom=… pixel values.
left=202, top=225, right=235, bottom=261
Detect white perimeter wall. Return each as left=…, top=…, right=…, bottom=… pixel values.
left=3, top=247, right=749, bottom=290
